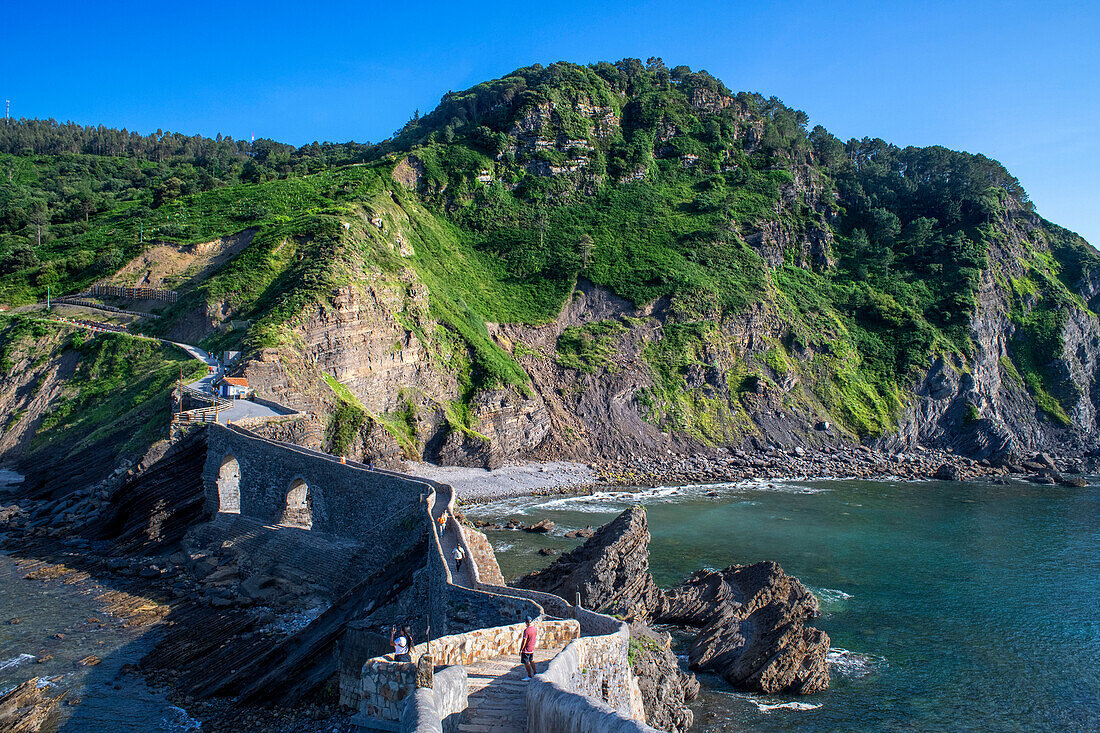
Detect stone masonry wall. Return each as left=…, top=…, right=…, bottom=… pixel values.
left=357, top=620, right=579, bottom=722
left=527, top=622, right=654, bottom=733
left=202, top=424, right=430, bottom=542
left=358, top=659, right=419, bottom=721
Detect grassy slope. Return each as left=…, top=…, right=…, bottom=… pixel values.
left=1, top=314, right=206, bottom=460
left=3, top=60, right=1097, bottom=446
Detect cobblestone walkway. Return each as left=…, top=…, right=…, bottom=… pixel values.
left=457, top=647, right=561, bottom=733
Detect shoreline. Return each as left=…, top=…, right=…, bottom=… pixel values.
left=407, top=445, right=1089, bottom=506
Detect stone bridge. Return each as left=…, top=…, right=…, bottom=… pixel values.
left=202, top=424, right=426, bottom=540
left=193, top=424, right=655, bottom=733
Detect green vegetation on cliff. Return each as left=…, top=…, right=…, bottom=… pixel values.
left=0, top=315, right=205, bottom=457
left=1, top=58, right=1097, bottom=446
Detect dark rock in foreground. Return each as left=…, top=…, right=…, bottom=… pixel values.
left=514, top=506, right=661, bottom=619
left=656, top=561, right=830, bottom=694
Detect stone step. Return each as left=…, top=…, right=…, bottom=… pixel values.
left=460, top=719, right=523, bottom=727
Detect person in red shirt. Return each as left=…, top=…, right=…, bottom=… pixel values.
left=519, top=616, right=538, bottom=680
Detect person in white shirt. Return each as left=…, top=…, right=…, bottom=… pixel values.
left=391, top=624, right=413, bottom=663
left=452, top=546, right=465, bottom=573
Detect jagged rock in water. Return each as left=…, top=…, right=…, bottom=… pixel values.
left=513, top=506, right=661, bottom=619
left=0, top=677, right=65, bottom=732
left=628, top=623, right=699, bottom=733
left=656, top=561, right=830, bottom=695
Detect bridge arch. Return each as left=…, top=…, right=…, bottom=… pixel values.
left=217, top=454, right=241, bottom=514
left=282, top=479, right=313, bottom=529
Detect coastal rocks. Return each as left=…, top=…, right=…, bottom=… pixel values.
left=656, top=562, right=830, bottom=695
left=514, top=507, right=662, bottom=619
left=523, top=519, right=555, bottom=533
left=99, top=429, right=209, bottom=554
left=934, top=463, right=960, bottom=481
left=459, top=526, right=506, bottom=586
left=520, top=508, right=831, bottom=696
left=590, top=441, right=1040, bottom=490
left=628, top=623, right=699, bottom=733
left=0, top=677, right=66, bottom=733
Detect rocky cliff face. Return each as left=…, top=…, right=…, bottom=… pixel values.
left=656, top=562, right=830, bottom=695
left=224, top=64, right=1100, bottom=468
left=516, top=507, right=830, bottom=699
left=513, top=506, right=662, bottom=618
left=881, top=206, right=1100, bottom=462
left=236, top=214, right=1100, bottom=469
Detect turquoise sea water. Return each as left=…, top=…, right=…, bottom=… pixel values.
left=467, top=478, right=1100, bottom=732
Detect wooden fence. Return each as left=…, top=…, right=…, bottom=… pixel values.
left=91, top=284, right=178, bottom=302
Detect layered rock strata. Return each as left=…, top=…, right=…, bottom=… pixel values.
left=515, top=506, right=830, bottom=701
left=656, top=562, right=830, bottom=694
left=514, top=506, right=662, bottom=619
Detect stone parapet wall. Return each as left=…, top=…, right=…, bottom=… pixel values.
left=444, top=581, right=544, bottom=633
left=399, top=665, right=467, bottom=733
left=480, top=582, right=574, bottom=620
left=358, top=619, right=579, bottom=722
left=527, top=623, right=655, bottom=733
left=575, top=605, right=625, bottom=636
left=412, top=619, right=578, bottom=667
left=401, top=688, right=443, bottom=733
left=228, top=412, right=306, bottom=429
left=358, top=658, right=418, bottom=721
left=203, top=424, right=430, bottom=543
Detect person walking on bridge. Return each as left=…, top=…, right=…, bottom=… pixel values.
left=437, top=513, right=447, bottom=536
left=452, top=545, right=465, bottom=573
left=519, top=616, right=538, bottom=681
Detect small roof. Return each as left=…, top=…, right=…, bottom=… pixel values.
left=221, top=377, right=249, bottom=387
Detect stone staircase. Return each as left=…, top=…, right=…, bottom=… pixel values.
left=458, top=647, right=563, bottom=733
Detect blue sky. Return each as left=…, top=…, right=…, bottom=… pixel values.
left=3, top=0, right=1098, bottom=245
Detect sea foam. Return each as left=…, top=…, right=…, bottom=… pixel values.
left=164, top=705, right=202, bottom=731
left=827, top=647, right=886, bottom=678
left=0, top=653, right=35, bottom=672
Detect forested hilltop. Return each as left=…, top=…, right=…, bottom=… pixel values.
left=2, top=58, right=1098, bottom=479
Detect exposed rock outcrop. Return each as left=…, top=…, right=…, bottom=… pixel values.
left=0, top=677, right=65, bottom=733
left=656, top=562, right=830, bottom=695
left=628, top=623, right=699, bottom=733
left=517, top=507, right=830, bottom=697
left=99, top=429, right=209, bottom=554
left=514, top=506, right=662, bottom=619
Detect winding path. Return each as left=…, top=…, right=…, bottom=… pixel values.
left=38, top=305, right=292, bottom=425
left=426, top=491, right=569, bottom=732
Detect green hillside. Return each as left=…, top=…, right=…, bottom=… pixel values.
left=1, top=58, right=1096, bottom=442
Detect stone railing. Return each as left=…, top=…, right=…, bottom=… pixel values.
left=345, top=456, right=652, bottom=733
left=400, top=665, right=468, bottom=733
left=227, top=412, right=307, bottom=429
left=415, top=619, right=578, bottom=667
left=357, top=658, right=419, bottom=721
left=527, top=620, right=656, bottom=733
left=356, top=618, right=579, bottom=722
left=449, top=515, right=575, bottom=620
